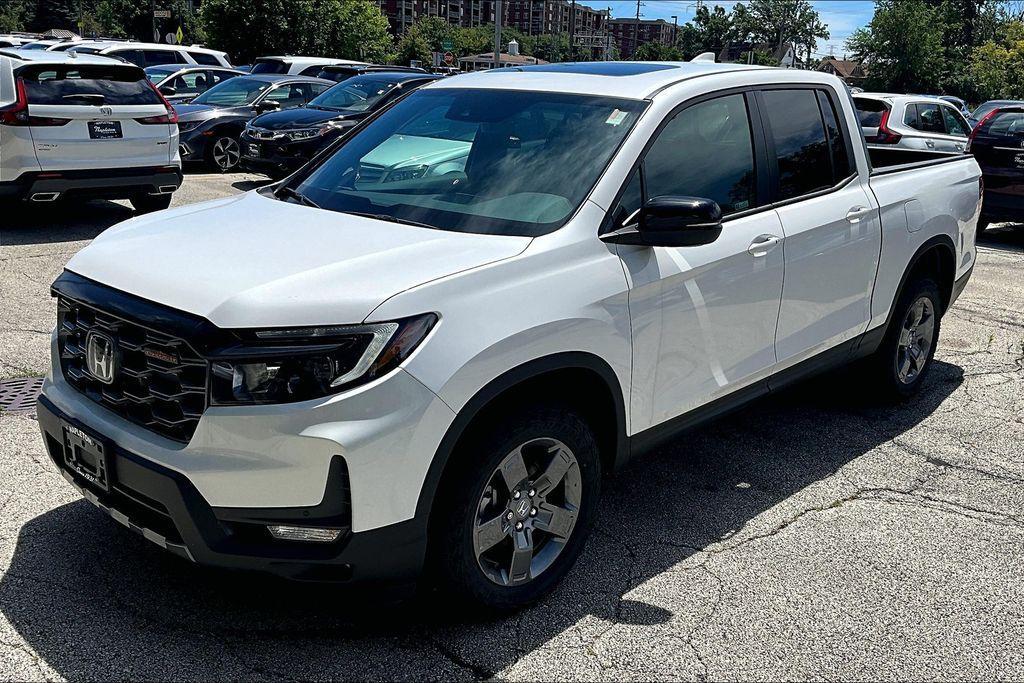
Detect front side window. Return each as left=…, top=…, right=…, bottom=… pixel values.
left=192, top=78, right=270, bottom=106
left=644, top=93, right=756, bottom=214
left=761, top=89, right=832, bottom=200
left=291, top=88, right=645, bottom=236
left=914, top=103, right=945, bottom=133
left=263, top=83, right=309, bottom=108
left=941, top=105, right=970, bottom=137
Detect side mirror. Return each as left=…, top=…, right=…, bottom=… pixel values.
left=159, top=85, right=177, bottom=96
left=256, top=100, right=280, bottom=114
left=602, top=196, right=723, bottom=247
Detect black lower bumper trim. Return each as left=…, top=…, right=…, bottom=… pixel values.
left=36, top=394, right=427, bottom=587
left=0, top=167, right=182, bottom=202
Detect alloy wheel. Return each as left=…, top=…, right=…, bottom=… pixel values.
left=473, top=437, right=582, bottom=587
left=212, top=137, right=240, bottom=171
left=896, top=295, right=935, bottom=384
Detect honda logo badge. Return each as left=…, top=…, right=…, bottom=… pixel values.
left=85, top=332, right=118, bottom=384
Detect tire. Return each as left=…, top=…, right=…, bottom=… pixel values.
left=206, top=134, right=241, bottom=172
left=129, top=193, right=172, bottom=213
left=867, top=277, right=942, bottom=401
left=430, top=404, right=602, bottom=612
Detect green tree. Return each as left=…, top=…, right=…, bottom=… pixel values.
left=532, top=33, right=572, bottom=62
left=846, top=0, right=947, bottom=93
left=732, top=0, right=829, bottom=65
left=692, top=4, right=733, bottom=55
left=971, top=21, right=1024, bottom=100
left=200, top=0, right=393, bottom=65
left=0, top=0, right=32, bottom=32
left=633, top=41, right=683, bottom=61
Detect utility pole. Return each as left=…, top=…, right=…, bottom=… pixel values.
left=151, top=0, right=157, bottom=42
left=569, top=0, right=576, bottom=62
left=633, top=0, right=641, bottom=59
left=671, top=14, right=677, bottom=47
left=493, top=0, right=502, bottom=69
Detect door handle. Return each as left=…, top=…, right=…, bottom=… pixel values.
left=846, top=206, right=873, bottom=223
left=747, top=234, right=782, bottom=257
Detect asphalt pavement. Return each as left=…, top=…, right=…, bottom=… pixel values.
left=1, top=173, right=1022, bottom=681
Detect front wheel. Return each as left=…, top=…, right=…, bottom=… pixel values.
left=430, top=405, right=601, bottom=612
left=207, top=135, right=241, bottom=172
left=867, top=277, right=942, bottom=401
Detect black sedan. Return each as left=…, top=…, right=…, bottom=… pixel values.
left=174, top=74, right=333, bottom=171
left=239, top=72, right=438, bottom=178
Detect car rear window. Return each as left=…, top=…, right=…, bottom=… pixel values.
left=18, top=65, right=162, bottom=106
left=854, top=98, right=888, bottom=127
left=250, top=59, right=288, bottom=74
left=984, top=110, right=1024, bottom=137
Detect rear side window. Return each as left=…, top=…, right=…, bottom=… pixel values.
left=188, top=51, right=221, bottom=66
left=18, top=65, right=162, bottom=106
left=644, top=93, right=757, bottom=214
left=854, top=98, right=888, bottom=127
left=143, top=49, right=184, bottom=66
left=250, top=59, right=288, bottom=74
left=817, top=90, right=854, bottom=182
left=299, top=64, right=326, bottom=76
left=108, top=48, right=144, bottom=67
left=983, top=111, right=1024, bottom=137
left=761, top=89, right=832, bottom=200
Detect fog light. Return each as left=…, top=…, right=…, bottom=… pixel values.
left=267, top=525, right=342, bottom=543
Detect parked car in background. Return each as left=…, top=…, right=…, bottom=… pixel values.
left=967, top=104, right=1024, bottom=234
left=69, top=41, right=232, bottom=68
left=174, top=74, right=332, bottom=170
left=18, top=39, right=65, bottom=50
left=0, top=50, right=181, bottom=212
left=970, top=99, right=1024, bottom=129
left=854, top=93, right=972, bottom=154
left=240, top=71, right=438, bottom=177
left=938, top=95, right=971, bottom=119
left=250, top=56, right=366, bottom=76
left=39, top=63, right=979, bottom=611
left=145, top=65, right=243, bottom=104
left=315, top=64, right=427, bottom=83
left=0, top=35, right=41, bottom=48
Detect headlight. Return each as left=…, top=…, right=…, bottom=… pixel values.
left=209, top=313, right=437, bottom=405
left=284, top=127, right=322, bottom=141
left=177, top=120, right=202, bottom=133
left=385, top=164, right=429, bottom=183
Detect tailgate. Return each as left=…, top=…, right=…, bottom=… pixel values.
left=19, top=62, right=175, bottom=171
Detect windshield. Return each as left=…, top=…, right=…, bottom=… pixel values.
left=310, top=78, right=398, bottom=112
left=291, top=88, right=645, bottom=237
left=192, top=77, right=269, bottom=106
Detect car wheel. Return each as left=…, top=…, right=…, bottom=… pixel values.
left=431, top=404, right=601, bottom=612
left=208, top=135, right=241, bottom=172
left=868, top=277, right=942, bottom=401
left=129, top=193, right=173, bottom=213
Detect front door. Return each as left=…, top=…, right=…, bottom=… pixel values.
left=614, top=93, right=786, bottom=432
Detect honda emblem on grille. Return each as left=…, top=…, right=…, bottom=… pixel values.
left=85, top=331, right=119, bottom=384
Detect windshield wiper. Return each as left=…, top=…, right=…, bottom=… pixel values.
left=344, top=211, right=434, bottom=229
left=275, top=185, right=320, bottom=209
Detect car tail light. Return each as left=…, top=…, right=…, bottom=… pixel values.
left=870, top=108, right=902, bottom=144
left=136, top=80, right=178, bottom=124
left=0, top=78, right=69, bottom=127
left=966, top=108, right=1000, bottom=153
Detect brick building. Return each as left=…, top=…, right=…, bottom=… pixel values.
left=606, top=17, right=675, bottom=59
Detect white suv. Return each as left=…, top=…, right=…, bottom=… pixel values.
left=69, top=41, right=232, bottom=68
left=38, top=63, right=979, bottom=611
left=0, top=50, right=181, bottom=211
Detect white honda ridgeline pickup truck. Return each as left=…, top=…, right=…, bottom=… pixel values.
left=38, top=62, right=979, bottom=610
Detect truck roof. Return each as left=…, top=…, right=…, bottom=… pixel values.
left=424, top=61, right=835, bottom=100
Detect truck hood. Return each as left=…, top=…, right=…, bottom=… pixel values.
left=65, top=191, right=531, bottom=328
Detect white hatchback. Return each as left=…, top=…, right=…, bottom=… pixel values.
left=0, top=49, right=181, bottom=212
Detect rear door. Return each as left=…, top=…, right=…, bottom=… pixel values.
left=20, top=63, right=174, bottom=170
left=970, top=109, right=1024, bottom=215
left=763, top=87, right=882, bottom=366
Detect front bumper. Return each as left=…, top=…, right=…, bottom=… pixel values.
left=37, top=394, right=428, bottom=585
left=239, top=131, right=335, bottom=175
left=0, top=166, right=182, bottom=201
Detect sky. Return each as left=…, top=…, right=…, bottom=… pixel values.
left=598, top=0, right=876, bottom=60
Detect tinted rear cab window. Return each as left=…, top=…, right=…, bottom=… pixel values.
left=17, top=64, right=161, bottom=106
left=250, top=59, right=288, bottom=74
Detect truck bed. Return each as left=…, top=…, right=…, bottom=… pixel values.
left=867, top=146, right=969, bottom=174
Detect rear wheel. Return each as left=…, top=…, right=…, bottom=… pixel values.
left=430, top=405, right=601, bottom=612
left=867, top=278, right=942, bottom=400
left=129, top=193, right=172, bottom=213
left=207, top=134, right=241, bottom=172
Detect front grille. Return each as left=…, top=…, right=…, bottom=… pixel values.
left=357, top=163, right=386, bottom=182
left=57, top=297, right=208, bottom=443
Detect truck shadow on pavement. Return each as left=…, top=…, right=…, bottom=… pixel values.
left=1, top=200, right=134, bottom=247
left=0, top=361, right=964, bottom=680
